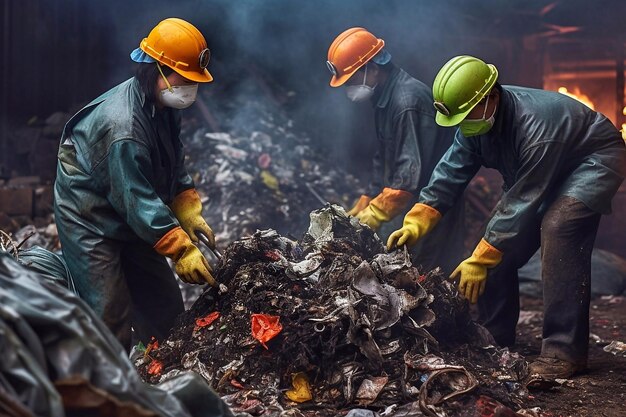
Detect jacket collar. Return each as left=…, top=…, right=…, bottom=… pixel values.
left=490, top=86, right=513, bottom=137
left=374, top=66, right=402, bottom=109
left=132, top=77, right=157, bottom=118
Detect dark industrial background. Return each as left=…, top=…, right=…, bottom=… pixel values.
left=1, top=0, right=625, bottom=255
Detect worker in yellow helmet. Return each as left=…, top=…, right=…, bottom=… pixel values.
left=388, top=55, right=626, bottom=380
left=326, top=27, right=465, bottom=275
left=54, top=18, right=218, bottom=350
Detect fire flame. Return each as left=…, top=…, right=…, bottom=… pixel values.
left=557, top=87, right=595, bottom=110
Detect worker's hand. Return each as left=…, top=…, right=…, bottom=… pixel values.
left=386, top=203, right=442, bottom=250
left=387, top=226, right=416, bottom=248
left=154, top=227, right=218, bottom=287
left=175, top=245, right=217, bottom=286
left=355, top=206, right=382, bottom=230
left=449, top=238, right=502, bottom=304
left=355, top=188, right=413, bottom=231
left=187, top=218, right=215, bottom=249
left=170, top=189, right=216, bottom=249
left=347, top=195, right=372, bottom=216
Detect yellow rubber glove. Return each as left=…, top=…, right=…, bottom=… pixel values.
left=449, top=238, right=503, bottom=304
left=154, top=227, right=217, bottom=286
left=355, top=188, right=413, bottom=231
left=347, top=195, right=372, bottom=216
left=170, top=189, right=215, bottom=249
left=386, top=203, right=442, bottom=249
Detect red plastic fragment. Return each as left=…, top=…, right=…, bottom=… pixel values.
left=231, top=379, right=245, bottom=389
left=196, top=311, right=221, bottom=328
left=251, top=313, right=283, bottom=349
left=258, top=153, right=272, bottom=169
left=148, top=359, right=163, bottom=376
left=264, top=250, right=281, bottom=261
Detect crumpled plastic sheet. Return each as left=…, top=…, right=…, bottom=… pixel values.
left=0, top=253, right=233, bottom=417
left=18, top=245, right=78, bottom=295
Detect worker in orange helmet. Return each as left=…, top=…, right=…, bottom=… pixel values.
left=54, top=18, right=218, bottom=350
left=326, top=27, right=465, bottom=274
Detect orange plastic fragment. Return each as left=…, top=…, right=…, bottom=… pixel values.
left=250, top=313, right=283, bottom=349
left=196, top=311, right=220, bottom=328
left=148, top=359, right=163, bottom=376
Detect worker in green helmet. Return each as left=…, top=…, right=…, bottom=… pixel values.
left=388, top=55, right=626, bottom=380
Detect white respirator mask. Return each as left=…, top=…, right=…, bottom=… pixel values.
left=156, top=63, right=198, bottom=109
left=159, top=84, right=198, bottom=109
left=346, top=64, right=377, bottom=102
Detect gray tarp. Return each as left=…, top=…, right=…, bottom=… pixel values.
left=0, top=253, right=233, bottom=417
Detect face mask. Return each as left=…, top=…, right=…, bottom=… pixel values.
left=459, top=94, right=496, bottom=137
left=159, top=84, right=198, bottom=109
left=346, top=64, right=377, bottom=102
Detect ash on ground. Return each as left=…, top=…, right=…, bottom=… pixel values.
left=136, top=206, right=535, bottom=417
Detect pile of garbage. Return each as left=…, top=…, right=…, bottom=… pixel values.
left=136, top=206, right=538, bottom=417
left=181, top=86, right=364, bottom=247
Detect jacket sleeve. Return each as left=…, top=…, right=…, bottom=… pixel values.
left=104, top=139, right=180, bottom=245
left=174, top=153, right=195, bottom=196
left=419, top=131, right=481, bottom=214
left=387, top=109, right=423, bottom=192
left=172, top=112, right=195, bottom=195
left=367, top=147, right=384, bottom=197
left=483, top=140, right=567, bottom=252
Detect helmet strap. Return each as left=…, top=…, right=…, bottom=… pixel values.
left=363, top=63, right=368, bottom=86
left=156, top=63, right=174, bottom=93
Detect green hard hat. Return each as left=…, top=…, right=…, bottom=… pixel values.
left=432, top=55, right=499, bottom=127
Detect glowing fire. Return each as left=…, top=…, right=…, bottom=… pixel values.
left=557, top=87, right=595, bottom=110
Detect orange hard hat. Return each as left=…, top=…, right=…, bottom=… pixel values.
left=138, top=18, right=213, bottom=83
left=326, top=27, right=385, bottom=87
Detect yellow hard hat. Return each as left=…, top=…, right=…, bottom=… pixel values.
left=133, top=18, right=213, bottom=83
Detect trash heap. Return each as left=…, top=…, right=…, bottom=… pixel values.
left=136, top=205, right=535, bottom=417
left=181, top=86, right=364, bottom=246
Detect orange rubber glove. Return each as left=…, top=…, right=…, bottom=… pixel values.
left=355, top=188, right=413, bottom=230
left=386, top=203, right=442, bottom=249
left=170, top=189, right=215, bottom=249
left=347, top=195, right=372, bottom=216
left=449, top=238, right=503, bottom=304
left=154, top=227, right=217, bottom=286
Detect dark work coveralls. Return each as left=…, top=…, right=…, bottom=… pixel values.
left=419, top=86, right=626, bottom=365
left=372, top=67, right=465, bottom=275
left=54, top=78, right=192, bottom=349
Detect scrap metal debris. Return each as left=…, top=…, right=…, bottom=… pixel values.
left=136, top=205, right=536, bottom=416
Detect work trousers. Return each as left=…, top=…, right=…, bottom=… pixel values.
left=478, top=195, right=601, bottom=365
left=56, top=223, right=184, bottom=351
